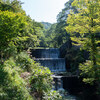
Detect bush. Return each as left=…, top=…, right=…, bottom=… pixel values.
left=0, top=51, right=64, bottom=100
left=43, top=90, right=62, bottom=100
left=15, top=52, right=36, bottom=72
left=0, top=59, right=33, bottom=100
left=30, top=66, right=53, bottom=99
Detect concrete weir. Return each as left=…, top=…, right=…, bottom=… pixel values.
left=31, top=48, right=66, bottom=72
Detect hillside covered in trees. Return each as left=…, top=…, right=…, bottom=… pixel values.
left=0, top=0, right=100, bottom=100
left=0, top=0, right=62, bottom=100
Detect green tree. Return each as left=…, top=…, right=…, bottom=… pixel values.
left=44, top=23, right=57, bottom=48
left=31, top=20, right=44, bottom=47
left=54, top=0, right=77, bottom=48
left=42, top=22, right=51, bottom=30
left=40, top=0, right=77, bottom=48
left=66, top=0, right=100, bottom=85
left=0, top=10, right=43, bottom=61
left=0, top=58, right=33, bottom=100
left=0, top=1, right=56, bottom=100
left=0, top=0, right=24, bottom=13
left=0, top=10, right=28, bottom=62
left=30, top=66, right=53, bottom=99
left=15, top=17, right=43, bottom=50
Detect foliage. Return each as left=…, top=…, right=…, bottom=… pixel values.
left=66, top=0, right=100, bottom=92
left=79, top=52, right=100, bottom=84
left=40, top=0, right=77, bottom=48
left=79, top=60, right=95, bottom=84
left=43, top=90, right=62, bottom=100
left=0, top=10, right=44, bottom=61
left=44, top=23, right=57, bottom=47
left=0, top=0, right=24, bottom=13
left=14, top=16, right=44, bottom=51
left=0, top=10, right=28, bottom=61
left=15, top=52, right=36, bottom=72
left=15, top=52, right=56, bottom=99
left=0, top=51, right=54, bottom=100
left=31, top=20, right=45, bottom=47
left=65, top=47, right=85, bottom=72
left=0, top=0, right=57, bottom=100
left=30, top=66, right=53, bottom=99
left=0, top=59, right=33, bottom=100
left=53, top=0, right=77, bottom=48
left=42, top=22, right=51, bottom=30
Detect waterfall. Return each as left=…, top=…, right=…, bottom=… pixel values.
left=31, top=48, right=66, bottom=72
left=31, top=48, right=78, bottom=100
left=52, top=75, right=63, bottom=90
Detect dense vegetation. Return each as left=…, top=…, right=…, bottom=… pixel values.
left=0, top=0, right=100, bottom=99
left=0, top=0, right=62, bottom=100
left=40, top=0, right=78, bottom=48
left=41, top=0, right=100, bottom=97
left=66, top=0, right=100, bottom=95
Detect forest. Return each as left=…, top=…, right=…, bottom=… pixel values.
left=0, top=0, right=100, bottom=100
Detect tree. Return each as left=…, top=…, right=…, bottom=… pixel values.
left=30, top=66, right=53, bottom=99
left=66, top=0, right=100, bottom=85
left=44, top=23, right=57, bottom=48
left=0, top=1, right=58, bottom=100
left=0, top=58, right=33, bottom=100
left=0, top=0, right=24, bottom=13
left=0, top=10, right=29, bottom=62
left=0, top=10, right=44, bottom=61
left=15, top=17, right=44, bottom=50
left=54, top=0, right=77, bottom=48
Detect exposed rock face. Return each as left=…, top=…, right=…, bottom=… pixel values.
left=31, top=48, right=66, bottom=72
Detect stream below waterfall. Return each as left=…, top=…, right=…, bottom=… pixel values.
left=52, top=75, right=81, bottom=100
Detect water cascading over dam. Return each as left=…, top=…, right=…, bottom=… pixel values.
left=31, top=48, right=78, bottom=99
left=31, top=48, right=66, bottom=72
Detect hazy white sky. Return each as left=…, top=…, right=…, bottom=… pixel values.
left=21, top=0, right=69, bottom=23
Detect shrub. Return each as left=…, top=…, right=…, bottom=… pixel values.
left=0, top=59, right=33, bottom=100
left=30, top=66, right=53, bottom=99
left=15, top=52, right=36, bottom=72
left=43, top=90, right=62, bottom=100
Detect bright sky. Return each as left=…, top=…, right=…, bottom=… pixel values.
left=21, top=0, right=69, bottom=23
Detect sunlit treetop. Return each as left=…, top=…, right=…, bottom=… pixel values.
left=0, top=0, right=25, bottom=13
left=66, top=0, right=100, bottom=35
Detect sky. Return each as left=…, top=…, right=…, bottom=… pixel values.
left=21, top=0, right=69, bottom=23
